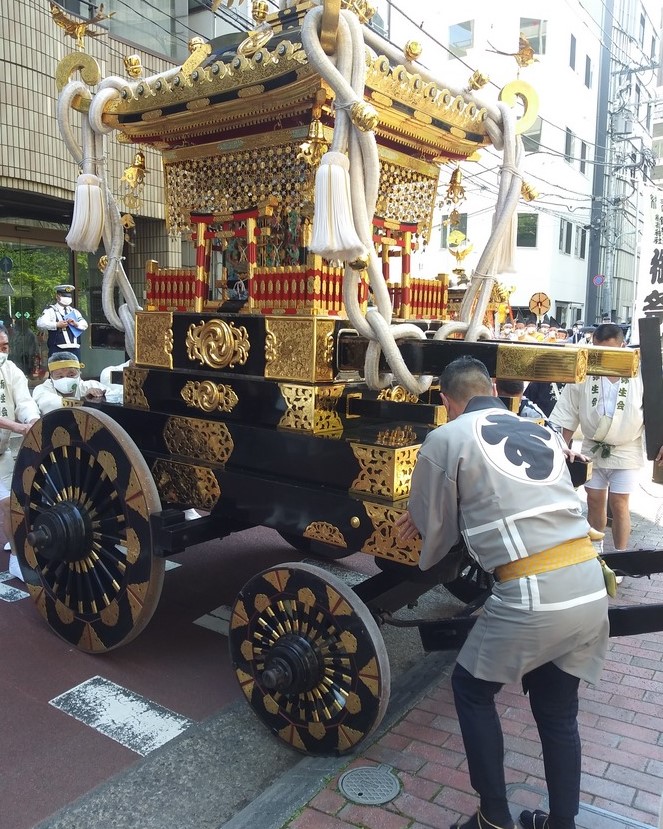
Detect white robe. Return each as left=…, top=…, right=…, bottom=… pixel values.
left=550, top=374, right=644, bottom=469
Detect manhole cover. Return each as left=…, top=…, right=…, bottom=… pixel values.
left=338, top=764, right=400, bottom=805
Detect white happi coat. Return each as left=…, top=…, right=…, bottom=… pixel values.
left=408, top=397, right=608, bottom=685
left=0, top=359, right=40, bottom=453
left=32, top=377, right=113, bottom=415
left=550, top=374, right=644, bottom=469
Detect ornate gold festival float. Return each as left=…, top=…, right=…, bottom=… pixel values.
left=9, top=0, right=643, bottom=757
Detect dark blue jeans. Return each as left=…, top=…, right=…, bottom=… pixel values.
left=452, top=661, right=580, bottom=829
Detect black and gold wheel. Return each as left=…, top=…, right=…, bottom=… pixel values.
left=229, top=562, right=390, bottom=756
left=10, top=408, right=164, bottom=652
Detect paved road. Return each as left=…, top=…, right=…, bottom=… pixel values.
left=0, top=524, right=456, bottom=829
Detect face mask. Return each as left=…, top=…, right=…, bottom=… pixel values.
left=0, top=354, right=7, bottom=367
left=53, top=376, right=79, bottom=395
left=59, top=297, right=73, bottom=306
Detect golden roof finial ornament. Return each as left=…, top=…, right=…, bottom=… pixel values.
left=123, top=55, right=143, bottom=79
left=468, top=70, right=489, bottom=91
left=487, top=33, right=538, bottom=68
left=49, top=1, right=115, bottom=50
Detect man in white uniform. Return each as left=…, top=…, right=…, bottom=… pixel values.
left=36, top=284, right=88, bottom=357
left=550, top=323, right=662, bottom=553
left=397, top=356, right=609, bottom=829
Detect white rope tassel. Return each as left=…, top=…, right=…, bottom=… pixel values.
left=65, top=172, right=105, bottom=252
left=310, top=151, right=366, bottom=262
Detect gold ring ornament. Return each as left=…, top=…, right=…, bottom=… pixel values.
left=498, top=79, right=539, bottom=135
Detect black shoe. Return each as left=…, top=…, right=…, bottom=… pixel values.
left=519, top=810, right=549, bottom=829
left=452, top=810, right=515, bottom=829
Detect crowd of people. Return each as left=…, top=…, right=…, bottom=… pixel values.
left=496, top=318, right=593, bottom=343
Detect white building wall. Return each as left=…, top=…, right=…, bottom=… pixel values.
left=391, top=0, right=602, bottom=326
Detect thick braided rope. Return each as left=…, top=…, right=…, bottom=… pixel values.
left=57, top=76, right=142, bottom=354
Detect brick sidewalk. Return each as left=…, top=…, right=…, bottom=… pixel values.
left=283, top=467, right=663, bottom=829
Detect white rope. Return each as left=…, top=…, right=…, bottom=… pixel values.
left=57, top=76, right=142, bottom=355
left=302, top=6, right=525, bottom=392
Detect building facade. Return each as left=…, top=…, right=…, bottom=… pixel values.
left=0, top=0, right=248, bottom=376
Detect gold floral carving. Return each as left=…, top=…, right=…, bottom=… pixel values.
left=377, top=386, right=420, bottom=403
left=265, top=318, right=334, bottom=382
left=361, top=503, right=421, bottom=565
left=152, top=459, right=221, bottom=511
left=496, top=344, right=588, bottom=383
left=303, top=522, right=347, bottom=547
left=350, top=443, right=420, bottom=499
left=186, top=319, right=250, bottom=369
left=123, top=367, right=149, bottom=410
left=135, top=312, right=173, bottom=369
left=181, top=380, right=239, bottom=413
left=278, top=384, right=343, bottom=433
left=163, top=416, right=234, bottom=464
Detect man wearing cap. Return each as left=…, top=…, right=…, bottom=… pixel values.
left=32, top=352, right=111, bottom=415
left=36, top=284, right=88, bottom=356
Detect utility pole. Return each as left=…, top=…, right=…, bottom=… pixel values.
left=587, top=0, right=614, bottom=325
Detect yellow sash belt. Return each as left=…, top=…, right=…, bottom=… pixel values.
left=495, top=536, right=597, bottom=583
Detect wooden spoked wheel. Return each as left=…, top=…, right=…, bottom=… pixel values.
left=229, top=562, right=390, bottom=756
left=10, top=408, right=164, bottom=652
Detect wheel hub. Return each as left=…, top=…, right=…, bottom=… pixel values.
left=261, top=633, right=323, bottom=694
left=27, top=500, right=92, bottom=563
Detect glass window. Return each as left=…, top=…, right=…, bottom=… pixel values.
left=640, top=12, right=646, bottom=47
left=652, top=34, right=658, bottom=60
left=522, top=116, right=542, bottom=153
left=564, top=221, right=573, bottom=255
left=565, top=128, right=575, bottom=163
left=585, top=55, right=592, bottom=88
left=520, top=18, right=547, bottom=55
left=441, top=213, right=468, bottom=248
left=570, top=34, right=576, bottom=70
left=575, top=227, right=587, bottom=259
left=449, top=21, right=474, bottom=58
left=0, top=238, right=78, bottom=377
left=517, top=214, right=538, bottom=247
left=368, top=0, right=390, bottom=38
left=580, top=141, right=587, bottom=174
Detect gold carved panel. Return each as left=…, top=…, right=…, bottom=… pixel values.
left=186, top=319, right=250, bottom=369
left=163, top=416, right=234, bottom=464
left=303, top=521, right=347, bottom=548
left=586, top=346, right=640, bottom=378
left=496, top=343, right=588, bottom=383
left=152, top=459, right=221, bottom=511
left=124, top=367, right=149, bottom=410
left=181, top=380, right=239, bottom=413
left=361, top=503, right=421, bottom=565
left=350, top=443, right=420, bottom=500
left=278, top=384, right=343, bottom=433
left=265, top=318, right=334, bottom=382
left=135, top=312, right=173, bottom=369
